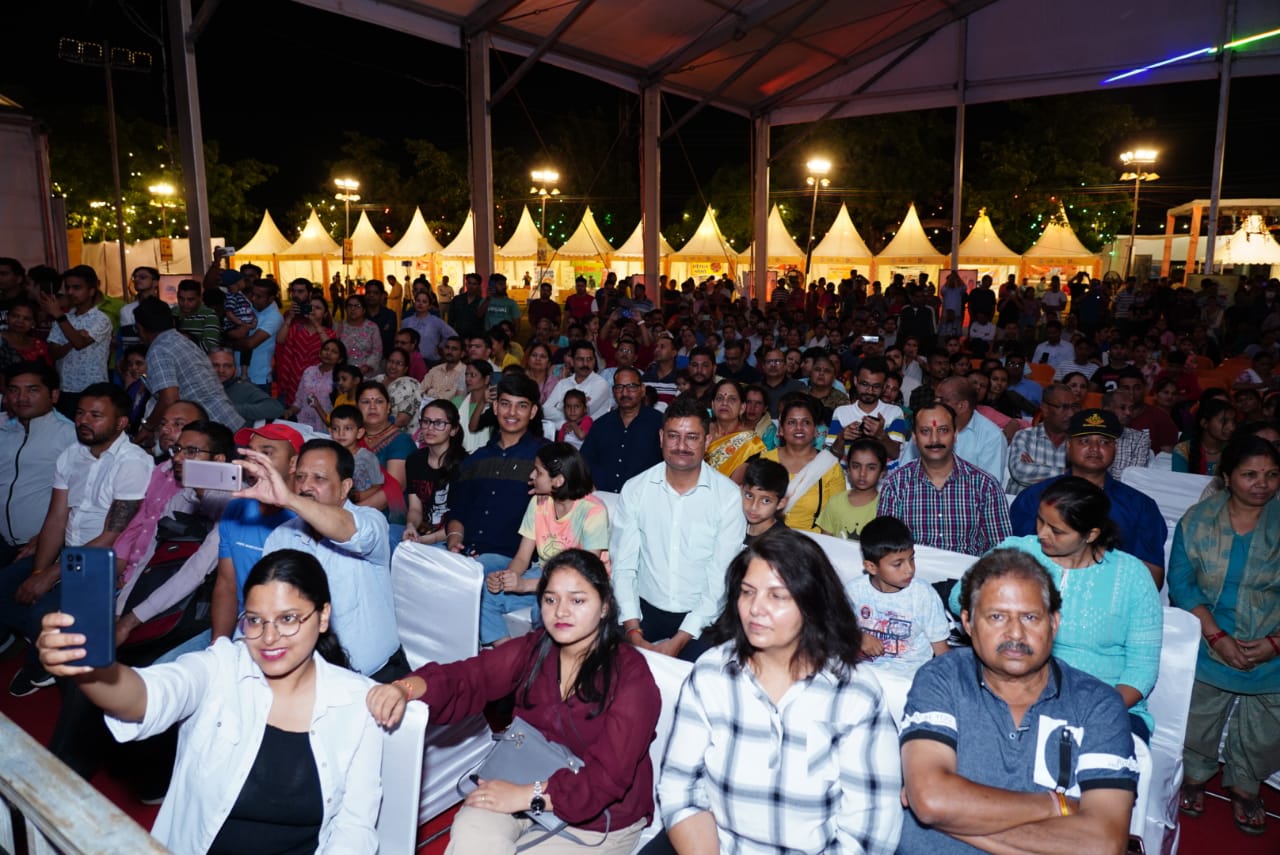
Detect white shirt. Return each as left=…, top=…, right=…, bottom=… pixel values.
left=845, top=575, right=950, bottom=677
left=106, top=639, right=381, bottom=855
left=543, top=372, right=612, bottom=430
left=264, top=502, right=399, bottom=676
left=611, top=461, right=746, bottom=637
left=1031, top=339, right=1075, bottom=370
left=1052, top=360, right=1099, bottom=382
left=53, top=431, right=154, bottom=546
left=48, top=306, right=114, bottom=392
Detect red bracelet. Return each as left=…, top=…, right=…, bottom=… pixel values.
left=1268, top=636, right=1280, bottom=656
left=1204, top=631, right=1228, bottom=647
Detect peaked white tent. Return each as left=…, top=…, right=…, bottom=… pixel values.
left=278, top=209, right=342, bottom=285
left=386, top=207, right=445, bottom=284
left=438, top=212, right=497, bottom=290
left=543, top=206, right=614, bottom=294
left=811, top=203, right=875, bottom=282
left=495, top=206, right=551, bottom=287
left=670, top=207, right=739, bottom=283
left=347, top=210, right=391, bottom=280
left=957, top=208, right=1022, bottom=280
left=1021, top=209, right=1100, bottom=280
left=237, top=210, right=292, bottom=281
left=611, top=220, right=673, bottom=280
left=1217, top=217, right=1280, bottom=267
left=876, top=203, right=947, bottom=280
left=738, top=205, right=805, bottom=273
left=553, top=207, right=614, bottom=259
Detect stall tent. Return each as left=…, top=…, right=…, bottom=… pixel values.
left=611, top=220, right=673, bottom=283
left=669, top=206, right=739, bottom=284
left=876, top=203, right=947, bottom=283
left=957, top=208, right=1022, bottom=282
left=348, top=210, right=392, bottom=282
left=737, top=205, right=806, bottom=277
left=810, top=203, right=876, bottom=284
left=543, top=206, right=614, bottom=298
left=1021, top=209, right=1101, bottom=281
left=495, top=206, right=552, bottom=289
left=236, top=210, right=292, bottom=282
left=278, top=210, right=342, bottom=285
left=386, top=207, right=445, bottom=284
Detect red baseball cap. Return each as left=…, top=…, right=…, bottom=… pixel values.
left=234, top=424, right=305, bottom=454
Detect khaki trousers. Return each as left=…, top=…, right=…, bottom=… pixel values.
left=1182, top=679, right=1280, bottom=794
left=445, top=806, right=646, bottom=855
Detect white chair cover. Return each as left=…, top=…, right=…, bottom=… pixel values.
left=632, top=648, right=694, bottom=853
left=594, top=490, right=621, bottom=518
left=376, top=699, right=430, bottom=855
left=804, top=530, right=974, bottom=590
left=391, top=544, right=494, bottom=823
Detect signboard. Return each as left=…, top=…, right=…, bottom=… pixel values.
left=342, top=239, right=353, bottom=265
left=689, top=261, right=726, bottom=279
left=158, top=237, right=174, bottom=263
left=571, top=260, right=604, bottom=287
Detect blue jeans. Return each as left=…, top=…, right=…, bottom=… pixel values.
left=477, top=560, right=539, bottom=644
left=0, top=556, right=62, bottom=668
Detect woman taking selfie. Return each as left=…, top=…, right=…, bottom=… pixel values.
left=368, top=549, right=660, bottom=854
left=37, top=549, right=382, bottom=855
left=645, top=528, right=902, bottom=854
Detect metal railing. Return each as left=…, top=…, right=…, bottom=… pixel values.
left=0, top=712, right=170, bottom=854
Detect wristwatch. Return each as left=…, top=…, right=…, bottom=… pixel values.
left=530, top=780, right=546, bottom=817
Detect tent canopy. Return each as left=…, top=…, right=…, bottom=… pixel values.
left=877, top=203, right=947, bottom=263
left=497, top=206, right=551, bottom=258
left=554, top=206, right=615, bottom=258
left=742, top=205, right=805, bottom=260
left=440, top=211, right=497, bottom=258
left=671, top=207, right=738, bottom=259
left=1218, top=223, right=1280, bottom=265
left=281, top=210, right=341, bottom=256
left=812, top=203, right=875, bottom=262
left=958, top=208, right=1021, bottom=263
left=387, top=207, right=445, bottom=257
left=238, top=210, right=292, bottom=257
left=349, top=210, right=392, bottom=255
left=1023, top=209, right=1097, bottom=262
left=614, top=221, right=674, bottom=258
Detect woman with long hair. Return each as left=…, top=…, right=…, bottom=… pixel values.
left=760, top=394, right=848, bottom=532
left=403, top=399, right=466, bottom=545
left=355, top=380, right=415, bottom=523
left=647, top=528, right=902, bottom=854
left=367, top=550, right=660, bottom=854
left=952, top=476, right=1163, bottom=739
left=275, top=293, right=334, bottom=409
left=454, top=359, right=494, bottom=452
left=38, top=550, right=382, bottom=854
left=290, top=337, right=347, bottom=431
left=704, top=378, right=766, bottom=484
left=1171, top=436, right=1280, bottom=834
left=1174, top=397, right=1237, bottom=475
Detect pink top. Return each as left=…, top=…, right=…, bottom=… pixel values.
left=115, top=463, right=186, bottom=586
left=295, top=365, right=335, bottom=432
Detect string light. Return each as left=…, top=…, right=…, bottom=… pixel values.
left=1102, top=25, right=1280, bottom=83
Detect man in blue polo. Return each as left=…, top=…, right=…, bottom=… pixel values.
left=900, top=548, right=1138, bottom=853
left=1009, top=408, right=1167, bottom=588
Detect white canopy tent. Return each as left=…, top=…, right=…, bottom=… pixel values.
left=669, top=206, right=739, bottom=284
left=876, top=203, right=947, bottom=282
left=957, top=208, right=1022, bottom=282
left=278, top=209, right=342, bottom=285
left=810, top=203, right=876, bottom=283
left=386, top=207, right=445, bottom=283
left=437, top=211, right=494, bottom=289
left=236, top=210, right=292, bottom=282
left=738, top=205, right=806, bottom=273
left=1021, top=209, right=1101, bottom=281
left=495, top=206, right=552, bottom=288
left=611, top=220, right=674, bottom=281
left=543, top=206, right=614, bottom=294
left=347, top=210, right=392, bottom=281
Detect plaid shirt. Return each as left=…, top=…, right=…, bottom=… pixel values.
left=145, top=329, right=246, bottom=431
left=1005, top=425, right=1067, bottom=494
left=879, top=456, right=1012, bottom=556
left=1110, top=427, right=1152, bottom=476
left=658, top=643, right=902, bottom=855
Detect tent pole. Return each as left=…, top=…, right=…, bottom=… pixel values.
left=751, top=115, right=769, bottom=303
left=949, top=17, right=967, bottom=278
left=168, top=0, right=212, bottom=279
left=467, top=33, right=495, bottom=281
left=1160, top=213, right=1175, bottom=280
left=642, top=86, right=661, bottom=293
left=1203, top=0, right=1235, bottom=277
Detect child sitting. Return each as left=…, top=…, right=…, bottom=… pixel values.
left=847, top=515, right=950, bottom=676
left=555, top=388, right=593, bottom=449
left=327, top=404, right=387, bottom=511
left=479, top=442, right=609, bottom=646
left=816, top=438, right=885, bottom=539
left=740, top=457, right=789, bottom=546
left=331, top=364, right=362, bottom=414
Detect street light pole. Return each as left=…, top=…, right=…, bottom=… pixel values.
left=804, top=158, right=831, bottom=279
left=1119, top=149, right=1158, bottom=281
left=333, top=177, right=360, bottom=278
left=149, top=182, right=175, bottom=236
left=530, top=168, right=560, bottom=284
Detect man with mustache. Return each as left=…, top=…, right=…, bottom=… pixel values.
left=241, top=438, right=404, bottom=682
left=899, top=548, right=1138, bottom=854
left=878, top=402, right=1010, bottom=557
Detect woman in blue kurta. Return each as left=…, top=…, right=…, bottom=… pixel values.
left=1169, top=435, right=1280, bottom=836
left=951, top=476, right=1163, bottom=738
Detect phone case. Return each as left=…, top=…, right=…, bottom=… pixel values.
left=60, top=547, right=116, bottom=668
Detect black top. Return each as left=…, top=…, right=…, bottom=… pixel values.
left=209, top=725, right=323, bottom=855
left=404, top=449, right=455, bottom=533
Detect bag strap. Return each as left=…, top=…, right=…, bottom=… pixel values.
left=515, top=810, right=611, bottom=852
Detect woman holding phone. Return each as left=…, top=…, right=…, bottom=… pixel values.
left=36, top=549, right=383, bottom=855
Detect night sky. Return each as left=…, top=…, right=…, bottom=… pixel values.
left=4, top=0, right=1279, bottom=234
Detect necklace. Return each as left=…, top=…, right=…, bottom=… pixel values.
left=364, top=424, right=399, bottom=452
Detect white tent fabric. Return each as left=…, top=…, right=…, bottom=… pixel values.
left=877, top=203, right=947, bottom=264
left=1217, top=220, right=1280, bottom=265
left=496, top=206, right=551, bottom=259
left=349, top=210, right=391, bottom=255
left=237, top=210, right=292, bottom=257
left=958, top=209, right=1022, bottom=263
left=440, top=211, right=481, bottom=258
left=80, top=237, right=225, bottom=297
left=281, top=210, right=341, bottom=256
left=553, top=206, right=614, bottom=259
left=613, top=220, right=674, bottom=258
left=812, top=203, right=875, bottom=261
left=1022, top=209, right=1097, bottom=262
left=387, top=207, right=445, bottom=257
left=739, top=205, right=805, bottom=269
left=671, top=207, right=737, bottom=259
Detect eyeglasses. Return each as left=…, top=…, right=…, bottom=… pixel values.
left=856, top=379, right=884, bottom=390
left=419, top=418, right=451, bottom=430
left=168, top=444, right=211, bottom=458
left=237, top=609, right=316, bottom=639
left=1043, top=402, right=1078, bottom=411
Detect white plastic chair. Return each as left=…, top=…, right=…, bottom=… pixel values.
left=632, top=648, right=694, bottom=853
left=391, top=543, right=494, bottom=823
left=376, top=699, right=430, bottom=855
left=1119, top=467, right=1213, bottom=575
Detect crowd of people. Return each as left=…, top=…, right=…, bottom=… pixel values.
left=2, top=251, right=1279, bottom=852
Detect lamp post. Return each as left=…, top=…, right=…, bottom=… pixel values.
left=804, top=158, right=831, bottom=278
left=1119, top=149, right=1159, bottom=280
left=530, top=168, right=560, bottom=284
left=333, top=177, right=361, bottom=277
left=148, top=182, right=175, bottom=236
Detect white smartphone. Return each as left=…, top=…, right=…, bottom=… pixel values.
left=182, top=459, right=243, bottom=492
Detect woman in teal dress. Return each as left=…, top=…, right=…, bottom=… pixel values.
left=1170, top=435, right=1280, bottom=835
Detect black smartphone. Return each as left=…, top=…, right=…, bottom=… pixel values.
left=1039, top=353, right=1051, bottom=364
left=60, top=547, right=116, bottom=668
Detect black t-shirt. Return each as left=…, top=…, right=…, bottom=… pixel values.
left=209, top=726, right=322, bottom=855
left=967, top=287, right=996, bottom=320
left=404, top=448, right=455, bottom=533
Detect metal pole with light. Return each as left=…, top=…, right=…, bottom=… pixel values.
left=1119, top=149, right=1159, bottom=280
left=148, top=182, right=175, bottom=235
left=804, top=158, right=831, bottom=279
left=333, top=178, right=361, bottom=278
left=530, top=168, right=560, bottom=284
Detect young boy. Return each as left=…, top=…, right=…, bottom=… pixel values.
left=556, top=389, right=592, bottom=449
left=817, top=438, right=885, bottom=539
left=740, top=457, right=789, bottom=546
left=847, top=515, right=950, bottom=676
left=327, top=404, right=386, bottom=506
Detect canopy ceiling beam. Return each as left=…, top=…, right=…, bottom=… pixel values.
left=659, top=0, right=827, bottom=143
left=644, top=0, right=809, bottom=83
left=755, top=0, right=1000, bottom=115
left=490, top=0, right=597, bottom=106
left=187, top=0, right=223, bottom=43
left=464, top=0, right=526, bottom=37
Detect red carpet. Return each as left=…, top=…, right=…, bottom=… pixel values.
left=3, top=645, right=1273, bottom=853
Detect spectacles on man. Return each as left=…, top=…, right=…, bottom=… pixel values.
left=168, top=444, right=212, bottom=458
left=237, top=610, right=316, bottom=639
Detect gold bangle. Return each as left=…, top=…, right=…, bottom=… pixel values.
left=1054, top=791, right=1070, bottom=817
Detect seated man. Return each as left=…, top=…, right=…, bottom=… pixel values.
left=579, top=366, right=663, bottom=493
left=900, top=548, right=1138, bottom=853
left=210, top=348, right=285, bottom=424
left=1006, top=384, right=1076, bottom=495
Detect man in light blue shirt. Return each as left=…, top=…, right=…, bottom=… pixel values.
left=242, top=438, right=404, bottom=680
left=899, top=376, right=1009, bottom=485
left=611, top=396, right=746, bottom=662
left=243, top=280, right=285, bottom=392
